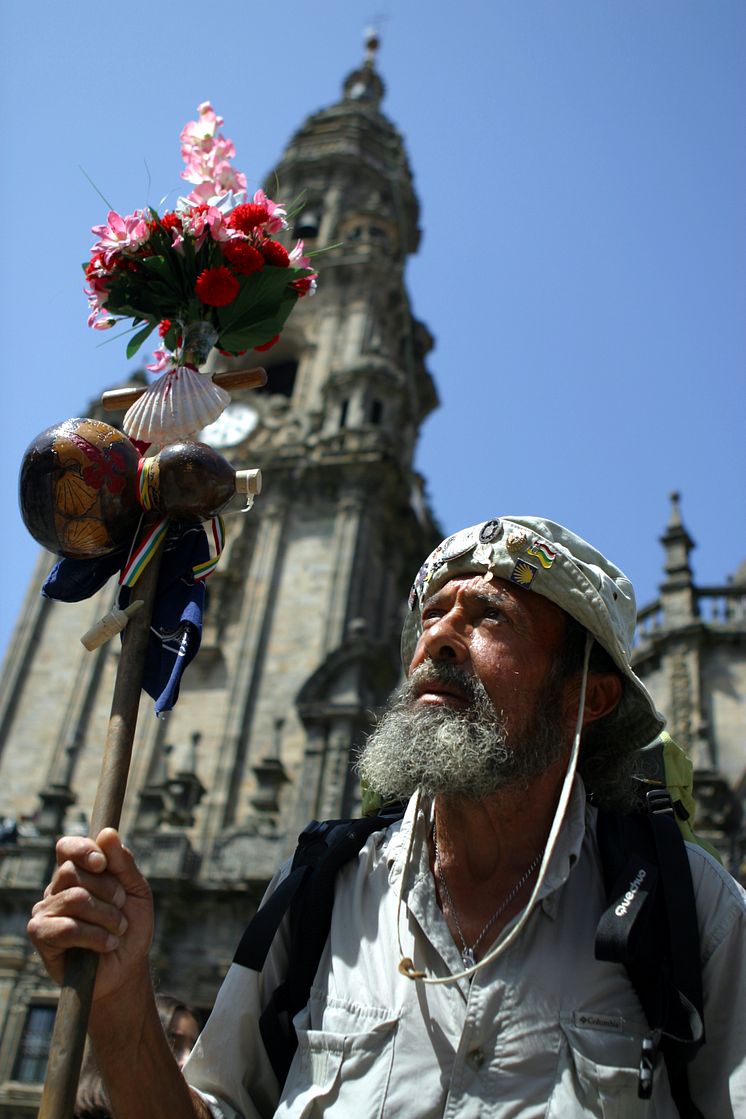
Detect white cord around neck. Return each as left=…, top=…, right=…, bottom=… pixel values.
left=397, top=632, right=593, bottom=986
left=434, top=828, right=543, bottom=969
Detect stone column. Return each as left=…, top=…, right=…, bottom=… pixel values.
left=200, top=501, right=288, bottom=849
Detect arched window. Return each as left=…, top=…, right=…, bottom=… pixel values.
left=257, top=360, right=298, bottom=398
left=293, top=210, right=320, bottom=240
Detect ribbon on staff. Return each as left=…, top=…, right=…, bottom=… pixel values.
left=193, top=516, right=225, bottom=581
left=119, top=515, right=169, bottom=588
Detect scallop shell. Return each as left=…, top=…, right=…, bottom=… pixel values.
left=122, top=367, right=231, bottom=444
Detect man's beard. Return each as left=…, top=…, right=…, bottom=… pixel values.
left=356, top=661, right=570, bottom=802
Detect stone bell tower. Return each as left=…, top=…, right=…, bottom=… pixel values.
left=633, top=494, right=746, bottom=873
left=0, top=39, right=440, bottom=1106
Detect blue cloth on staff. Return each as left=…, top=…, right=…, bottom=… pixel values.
left=42, top=523, right=209, bottom=716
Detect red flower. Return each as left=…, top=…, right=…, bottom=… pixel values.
left=159, top=320, right=183, bottom=345
left=292, top=276, right=315, bottom=296
left=85, top=252, right=107, bottom=277
left=222, top=241, right=265, bottom=275
left=218, top=348, right=248, bottom=357
left=160, top=211, right=183, bottom=233
left=228, top=203, right=270, bottom=233
left=255, top=334, right=280, bottom=352
left=260, top=239, right=290, bottom=267
left=195, top=266, right=240, bottom=307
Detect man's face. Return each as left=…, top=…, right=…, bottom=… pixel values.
left=358, top=575, right=576, bottom=801
left=409, top=574, right=571, bottom=739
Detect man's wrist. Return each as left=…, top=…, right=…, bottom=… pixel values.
left=87, top=962, right=155, bottom=1056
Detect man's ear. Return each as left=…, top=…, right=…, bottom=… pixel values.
left=582, top=672, right=623, bottom=727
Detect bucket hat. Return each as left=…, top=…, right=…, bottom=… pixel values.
left=401, top=515, right=665, bottom=754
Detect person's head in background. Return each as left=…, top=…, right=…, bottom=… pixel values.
left=156, top=993, right=200, bottom=1070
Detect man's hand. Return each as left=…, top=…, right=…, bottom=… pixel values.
left=27, top=828, right=153, bottom=1002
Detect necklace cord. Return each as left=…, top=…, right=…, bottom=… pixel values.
left=434, top=832, right=543, bottom=967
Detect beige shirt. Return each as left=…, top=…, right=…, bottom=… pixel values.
left=185, top=783, right=746, bottom=1118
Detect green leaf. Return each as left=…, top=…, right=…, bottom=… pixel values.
left=217, top=267, right=303, bottom=335
left=217, top=293, right=298, bottom=352
left=126, top=321, right=157, bottom=359
left=139, top=255, right=176, bottom=282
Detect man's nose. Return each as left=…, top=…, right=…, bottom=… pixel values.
left=419, top=613, right=469, bottom=664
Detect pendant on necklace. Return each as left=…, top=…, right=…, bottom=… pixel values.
left=462, top=947, right=476, bottom=969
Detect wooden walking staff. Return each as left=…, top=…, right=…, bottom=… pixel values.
left=38, top=539, right=164, bottom=1119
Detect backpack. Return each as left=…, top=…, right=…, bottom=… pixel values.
left=233, top=789, right=705, bottom=1117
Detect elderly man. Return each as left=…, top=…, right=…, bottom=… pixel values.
left=29, top=517, right=746, bottom=1118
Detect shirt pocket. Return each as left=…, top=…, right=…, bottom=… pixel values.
left=276, top=995, right=399, bottom=1119
left=546, top=1017, right=673, bottom=1119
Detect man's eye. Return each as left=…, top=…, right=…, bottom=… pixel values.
left=483, top=607, right=503, bottom=621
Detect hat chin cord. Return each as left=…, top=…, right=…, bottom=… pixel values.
left=397, top=632, right=593, bottom=986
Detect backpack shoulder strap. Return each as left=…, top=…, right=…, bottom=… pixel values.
left=595, top=791, right=705, bottom=1118
left=233, top=804, right=406, bottom=1085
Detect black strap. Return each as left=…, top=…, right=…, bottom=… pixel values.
left=233, top=807, right=406, bottom=1084
left=233, top=864, right=311, bottom=971
left=595, top=796, right=705, bottom=1118
left=645, top=790, right=705, bottom=1119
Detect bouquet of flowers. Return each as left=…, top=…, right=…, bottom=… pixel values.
left=84, top=102, right=317, bottom=443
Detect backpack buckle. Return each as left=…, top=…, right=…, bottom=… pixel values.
left=638, top=1029, right=661, bottom=1099
left=646, top=788, right=674, bottom=817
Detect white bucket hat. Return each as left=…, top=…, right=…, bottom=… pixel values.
left=401, top=515, right=665, bottom=754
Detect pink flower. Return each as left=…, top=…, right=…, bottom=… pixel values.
left=84, top=270, right=109, bottom=305
left=179, top=102, right=248, bottom=204
left=87, top=308, right=116, bottom=330
left=253, top=188, right=287, bottom=234
left=179, top=204, right=230, bottom=250
left=147, top=348, right=174, bottom=373
left=289, top=239, right=312, bottom=270
left=180, top=101, right=223, bottom=149
left=91, top=210, right=150, bottom=266
left=212, top=159, right=248, bottom=196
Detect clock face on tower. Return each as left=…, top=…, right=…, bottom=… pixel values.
left=200, top=402, right=259, bottom=448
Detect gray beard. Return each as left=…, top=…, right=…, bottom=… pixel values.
left=357, top=661, right=569, bottom=802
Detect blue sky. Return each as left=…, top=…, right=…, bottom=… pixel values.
left=1, top=0, right=744, bottom=660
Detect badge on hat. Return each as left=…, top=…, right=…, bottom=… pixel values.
left=478, top=519, right=502, bottom=544
left=526, top=539, right=557, bottom=570
left=409, top=525, right=481, bottom=608
left=506, top=531, right=529, bottom=554
left=510, top=560, right=538, bottom=588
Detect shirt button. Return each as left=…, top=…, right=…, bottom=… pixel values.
left=466, top=1048, right=485, bottom=1069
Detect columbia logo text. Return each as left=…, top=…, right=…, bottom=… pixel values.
left=615, top=869, right=647, bottom=917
